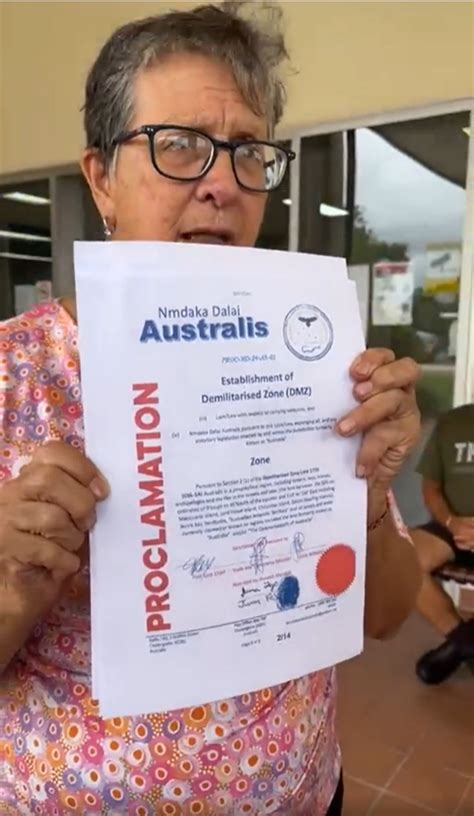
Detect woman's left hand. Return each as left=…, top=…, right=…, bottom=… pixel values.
left=336, top=349, right=421, bottom=520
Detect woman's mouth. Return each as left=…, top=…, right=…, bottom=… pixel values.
left=180, top=230, right=233, bottom=245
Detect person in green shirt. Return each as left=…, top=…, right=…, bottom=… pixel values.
left=412, top=403, right=474, bottom=684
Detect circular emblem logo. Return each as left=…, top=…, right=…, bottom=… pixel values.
left=283, top=304, right=334, bottom=361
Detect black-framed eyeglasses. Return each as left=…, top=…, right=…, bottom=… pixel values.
left=112, top=125, right=296, bottom=193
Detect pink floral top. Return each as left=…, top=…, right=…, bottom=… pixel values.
left=0, top=302, right=341, bottom=816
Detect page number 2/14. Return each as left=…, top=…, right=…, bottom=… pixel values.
left=277, top=632, right=291, bottom=642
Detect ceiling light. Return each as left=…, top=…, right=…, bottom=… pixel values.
left=0, top=229, right=51, bottom=243
left=283, top=198, right=292, bottom=206
left=462, top=127, right=471, bottom=137
left=2, top=191, right=50, bottom=206
left=0, top=251, right=52, bottom=263
left=320, top=203, right=349, bottom=218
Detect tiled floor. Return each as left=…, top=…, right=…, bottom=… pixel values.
left=337, top=612, right=474, bottom=815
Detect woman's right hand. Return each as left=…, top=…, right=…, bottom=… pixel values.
left=0, top=441, right=109, bottom=588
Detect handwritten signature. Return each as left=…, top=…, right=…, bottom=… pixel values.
left=292, top=531, right=305, bottom=559
left=249, top=537, right=268, bottom=575
left=238, top=584, right=265, bottom=609
left=238, top=596, right=262, bottom=609
left=264, top=580, right=278, bottom=602
left=182, top=530, right=308, bottom=582
left=240, top=586, right=261, bottom=598
left=181, top=554, right=216, bottom=577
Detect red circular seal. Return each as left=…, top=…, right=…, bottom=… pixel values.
left=315, top=544, right=356, bottom=596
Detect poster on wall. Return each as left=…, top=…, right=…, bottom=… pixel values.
left=424, top=243, right=462, bottom=296
left=372, top=261, right=414, bottom=327
left=348, top=265, right=370, bottom=340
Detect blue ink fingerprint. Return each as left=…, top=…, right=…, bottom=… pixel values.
left=276, top=575, right=300, bottom=610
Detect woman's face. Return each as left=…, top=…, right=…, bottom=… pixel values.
left=82, top=53, right=269, bottom=247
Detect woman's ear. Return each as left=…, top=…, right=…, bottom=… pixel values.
left=80, top=149, right=116, bottom=227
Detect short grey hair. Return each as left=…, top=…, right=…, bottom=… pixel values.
left=83, top=2, right=289, bottom=165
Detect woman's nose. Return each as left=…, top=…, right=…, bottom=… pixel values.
left=195, top=149, right=241, bottom=207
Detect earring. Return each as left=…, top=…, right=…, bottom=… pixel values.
left=102, top=217, right=114, bottom=239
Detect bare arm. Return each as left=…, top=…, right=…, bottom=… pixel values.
left=422, top=478, right=474, bottom=546
left=422, top=478, right=452, bottom=527
left=364, top=490, right=421, bottom=640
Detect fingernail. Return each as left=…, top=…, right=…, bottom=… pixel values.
left=90, top=476, right=109, bottom=499
left=356, top=381, right=373, bottom=398
left=356, top=464, right=366, bottom=478
left=356, top=363, right=371, bottom=376
left=338, top=418, right=357, bottom=435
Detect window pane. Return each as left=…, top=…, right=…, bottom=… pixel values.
left=0, top=180, right=52, bottom=319
left=352, top=114, right=468, bottom=406
left=299, top=112, right=469, bottom=417
left=299, top=112, right=470, bottom=525
left=256, top=140, right=291, bottom=251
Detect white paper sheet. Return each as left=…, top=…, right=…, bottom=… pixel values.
left=75, top=241, right=367, bottom=717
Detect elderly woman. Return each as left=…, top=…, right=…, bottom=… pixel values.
left=0, top=4, right=421, bottom=815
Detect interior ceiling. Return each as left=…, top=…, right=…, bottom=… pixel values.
left=0, top=179, right=51, bottom=231
left=373, top=112, right=470, bottom=188
left=0, top=199, right=50, bottom=231
left=1, top=179, right=50, bottom=198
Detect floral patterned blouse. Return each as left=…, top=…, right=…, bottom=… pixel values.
left=0, top=302, right=341, bottom=815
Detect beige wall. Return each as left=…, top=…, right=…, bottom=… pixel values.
left=282, top=1, right=473, bottom=131
left=0, top=1, right=473, bottom=175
